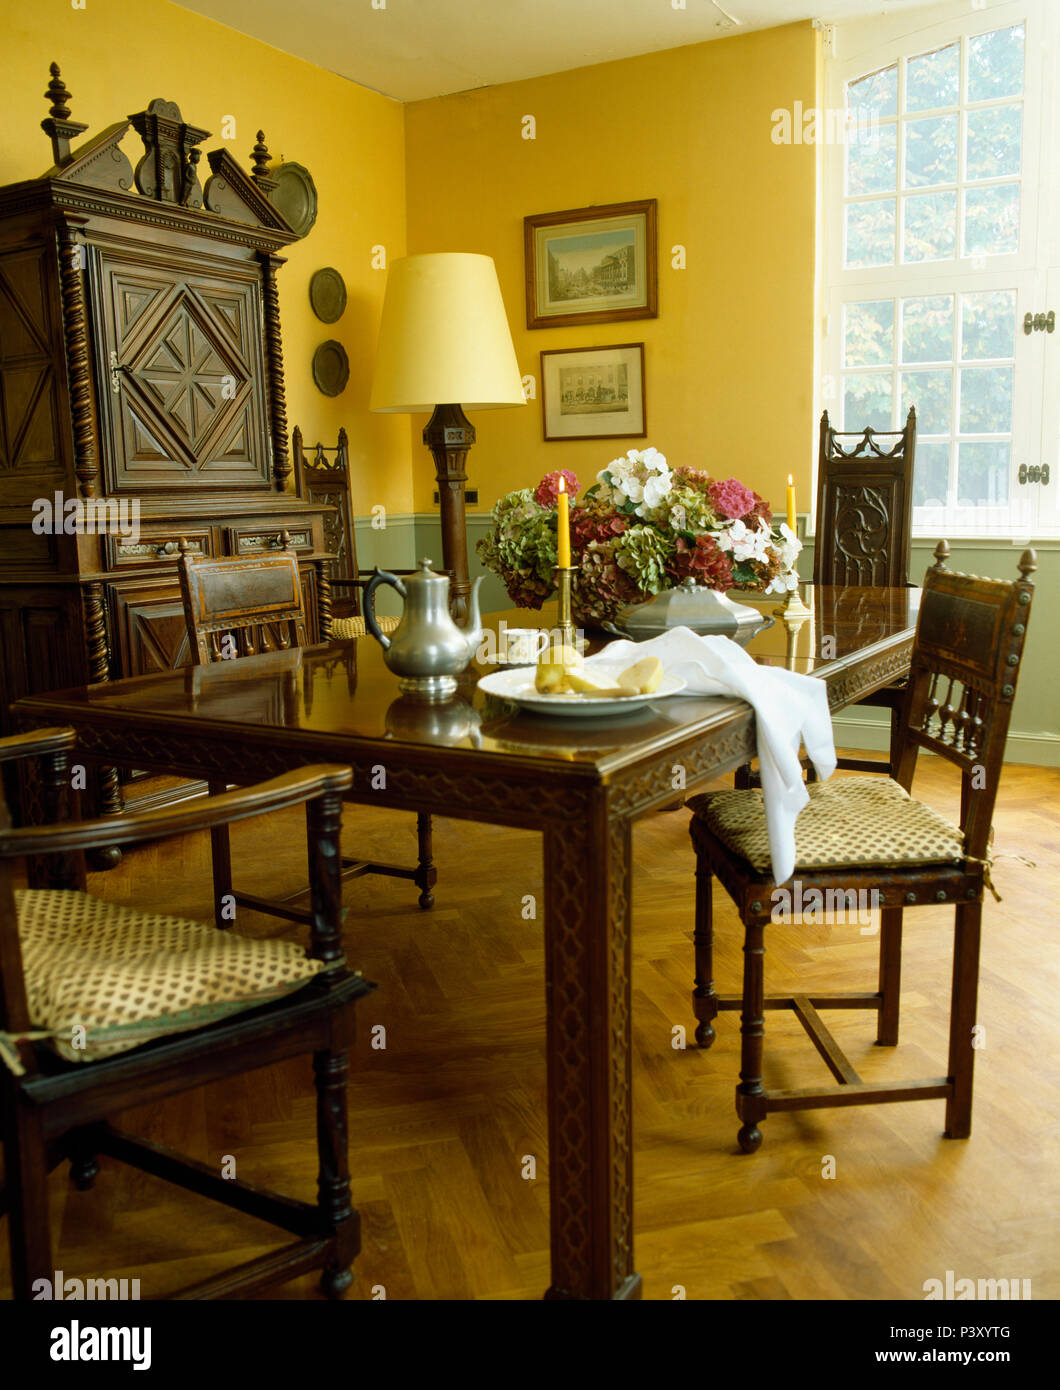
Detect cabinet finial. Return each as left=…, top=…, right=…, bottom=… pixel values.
left=41, top=63, right=88, bottom=168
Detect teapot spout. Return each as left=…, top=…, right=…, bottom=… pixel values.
left=459, top=575, right=484, bottom=656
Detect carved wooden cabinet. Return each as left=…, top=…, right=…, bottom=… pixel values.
left=0, top=70, right=335, bottom=816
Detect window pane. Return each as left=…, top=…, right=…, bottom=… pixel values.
left=957, top=442, right=1010, bottom=504
left=967, top=25, right=1024, bottom=105
left=847, top=123, right=896, bottom=195
left=906, top=43, right=960, bottom=112
left=959, top=365, right=1013, bottom=433
left=966, top=104, right=1022, bottom=181
left=844, top=300, right=895, bottom=367
left=901, top=295, right=954, bottom=363
left=901, top=369, right=952, bottom=434
left=963, top=183, right=1020, bottom=256
left=960, top=290, right=1017, bottom=360
left=913, top=440, right=951, bottom=506
left=904, top=114, right=959, bottom=186
left=843, top=373, right=892, bottom=431
left=846, top=198, right=896, bottom=267
left=903, top=191, right=957, bottom=262
left=848, top=65, right=898, bottom=118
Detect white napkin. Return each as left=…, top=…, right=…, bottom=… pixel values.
left=588, top=626, right=836, bottom=884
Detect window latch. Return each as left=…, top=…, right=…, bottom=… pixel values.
left=1023, top=310, right=1055, bottom=334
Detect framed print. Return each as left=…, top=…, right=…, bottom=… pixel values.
left=524, top=199, right=657, bottom=329
left=541, top=342, right=646, bottom=442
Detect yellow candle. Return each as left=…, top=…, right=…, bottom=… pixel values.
left=786, top=474, right=796, bottom=533
left=557, top=475, right=571, bottom=568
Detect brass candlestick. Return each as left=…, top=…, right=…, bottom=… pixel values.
left=554, top=566, right=576, bottom=646
left=774, top=575, right=812, bottom=671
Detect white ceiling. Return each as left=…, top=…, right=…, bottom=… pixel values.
left=177, top=0, right=948, bottom=103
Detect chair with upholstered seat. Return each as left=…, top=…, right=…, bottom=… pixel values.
left=178, top=544, right=437, bottom=918
left=0, top=727, right=372, bottom=1300
left=688, top=540, right=1035, bottom=1152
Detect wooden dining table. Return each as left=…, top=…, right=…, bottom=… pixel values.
left=12, top=583, right=919, bottom=1300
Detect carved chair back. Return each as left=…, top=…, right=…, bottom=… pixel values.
left=293, top=426, right=361, bottom=615
left=178, top=540, right=308, bottom=665
left=813, top=407, right=916, bottom=588
left=893, top=542, right=1036, bottom=862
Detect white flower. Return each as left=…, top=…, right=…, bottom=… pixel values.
left=776, top=522, right=802, bottom=573
left=641, top=471, right=672, bottom=512
left=670, top=502, right=688, bottom=531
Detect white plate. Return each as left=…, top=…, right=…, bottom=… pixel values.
left=477, top=662, right=686, bottom=718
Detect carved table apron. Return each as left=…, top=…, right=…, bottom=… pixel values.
left=12, top=586, right=918, bottom=1300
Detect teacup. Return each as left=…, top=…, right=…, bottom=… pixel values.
left=499, top=627, right=550, bottom=665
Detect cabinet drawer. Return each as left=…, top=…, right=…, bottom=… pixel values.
left=226, top=524, right=314, bottom=555
left=107, top=527, right=212, bottom=569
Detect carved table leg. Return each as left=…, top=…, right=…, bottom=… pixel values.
left=542, top=795, right=640, bottom=1300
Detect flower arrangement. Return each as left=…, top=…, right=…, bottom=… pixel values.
left=477, top=446, right=801, bottom=625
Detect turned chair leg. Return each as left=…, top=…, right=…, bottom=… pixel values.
left=944, top=901, right=983, bottom=1140
left=876, top=906, right=903, bottom=1046
left=736, top=918, right=767, bottom=1153
left=692, top=858, right=718, bottom=1048
left=209, top=781, right=234, bottom=929
left=313, top=1047, right=360, bottom=1299
left=415, top=813, right=437, bottom=910
left=67, top=1127, right=100, bottom=1191
left=2, top=1100, right=51, bottom=1299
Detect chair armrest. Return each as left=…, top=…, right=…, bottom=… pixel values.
left=0, top=764, right=353, bottom=859
left=0, top=728, right=78, bottom=765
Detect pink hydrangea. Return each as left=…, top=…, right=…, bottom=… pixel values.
left=534, top=469, right=580, bottom=509
left=708, top=477, right=757, bottom=521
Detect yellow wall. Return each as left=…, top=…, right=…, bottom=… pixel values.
left=0, top=0, right=414, bottom=513
left=405, top=23, right=820, bottom=517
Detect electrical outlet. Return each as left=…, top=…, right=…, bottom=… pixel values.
left=434, top=489, right=478, bottom=506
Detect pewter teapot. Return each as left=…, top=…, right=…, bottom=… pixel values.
left=364, top=559, right=483, bottom=699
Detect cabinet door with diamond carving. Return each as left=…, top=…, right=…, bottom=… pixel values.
left=90, top=245, right=272, bottom=492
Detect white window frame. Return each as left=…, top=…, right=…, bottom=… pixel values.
left=819, top=0, right=1059, bottom=538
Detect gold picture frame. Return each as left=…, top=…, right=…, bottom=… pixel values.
left=541, top=342, right=646, bottom=442
left=524, top=199, right=658, bottom=330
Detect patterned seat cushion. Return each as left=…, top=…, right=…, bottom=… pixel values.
left=332, top=614, right=399, bottom=639
left=690, top=776, right=965, bottom=875
left=14, top=890, right=324, bottom=1064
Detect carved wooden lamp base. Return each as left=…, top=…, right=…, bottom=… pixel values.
left=423, top=403, right=474, bottom=623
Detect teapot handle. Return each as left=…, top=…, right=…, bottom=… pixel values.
left=364, top=569, right=406, bottom=649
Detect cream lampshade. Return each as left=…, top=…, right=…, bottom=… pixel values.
left=370, top=253, right=525, bottom=618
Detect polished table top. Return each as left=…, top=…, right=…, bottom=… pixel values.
left=16, top=585, right=920, bottom=781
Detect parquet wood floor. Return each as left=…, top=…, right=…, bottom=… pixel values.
left=3, top=755, right=1058, bottom=1301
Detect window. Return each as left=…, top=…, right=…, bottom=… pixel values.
left=821, top=1, right=1059, bottom=537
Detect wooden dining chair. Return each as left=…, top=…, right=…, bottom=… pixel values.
left=688, top=540, right=1035, bottom=1152
left=178, top=544, right=437, bottom=921
left=0, top=727, right=373, bottom=1299
left=292, top=425, right=440, bottom=638
left=813, top=406, right=917, bottom=776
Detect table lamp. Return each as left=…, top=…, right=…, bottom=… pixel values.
left=370, top=253, right=526, bottom=620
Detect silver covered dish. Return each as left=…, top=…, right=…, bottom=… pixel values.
left=604, top=580, right=774, bottom=647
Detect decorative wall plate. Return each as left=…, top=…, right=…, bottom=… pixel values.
left=269, top=162, right=318, bottom=237
left=309, top=267, right=347, bottom=323
left=312, top=340, right=349, bottom=396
